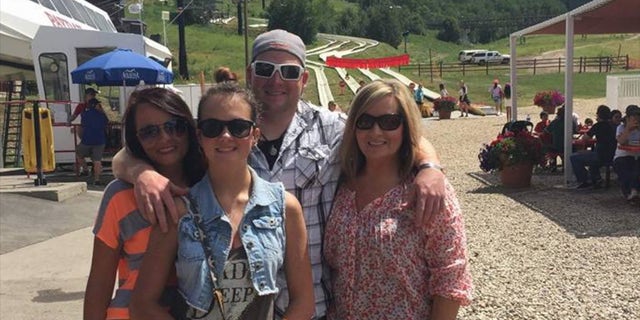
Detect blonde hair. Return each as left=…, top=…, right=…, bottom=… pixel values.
left=340, top=79, right=422, bottom=181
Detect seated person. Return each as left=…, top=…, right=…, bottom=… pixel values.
left=569, top=105, right=616, bottom=189
left=534, top=111, right=550, bottom=135
left=579, top=118, right=594, bottom=132
left=544, top=107, right=569, bottom=169
left=571, top=110, right=581, bottom=133
left=611, top=109, right=622, bottom=128
left=545, top=107, right=567, bottom=153
left=534, top=111, right=552, bottom=145
left=613, top=105, right=640, bottom=201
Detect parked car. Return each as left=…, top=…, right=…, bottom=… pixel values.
left=471, top=51, right=511, bottom=65
left=458, top=49, right=487, bottom=64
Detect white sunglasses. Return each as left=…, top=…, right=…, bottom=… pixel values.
left=252, top=60, right=304, bottom=81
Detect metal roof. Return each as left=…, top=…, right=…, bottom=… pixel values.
left=512, top=0, right=640, bottom=37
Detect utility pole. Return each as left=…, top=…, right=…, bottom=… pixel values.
left=402, top=30, right=409, bottom=54
left=177, top=0, right=189, bottom=79
left=243, top=0, right=249, bottom=77
left=237, top=0, right=243, bottom=36
left=161, top=10, right=169, bottom=45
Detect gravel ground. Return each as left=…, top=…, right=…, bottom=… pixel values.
left=422, top=99, right=640, bottom=320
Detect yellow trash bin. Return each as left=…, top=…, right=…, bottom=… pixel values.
left=22, top=107, right=56, bottom=173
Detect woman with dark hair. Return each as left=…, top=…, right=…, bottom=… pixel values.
left=84, top=87, right=206, bottom=319
left=130, top=83, right=314, bottom=320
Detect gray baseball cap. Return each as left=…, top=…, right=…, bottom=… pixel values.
left=252, top=29, right=306, bottom=67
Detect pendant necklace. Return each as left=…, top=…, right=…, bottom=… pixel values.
left=268, top=143, right=278, bottom=156
left=259, top=133, right=285, bottom=157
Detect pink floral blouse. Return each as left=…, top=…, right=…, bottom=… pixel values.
left=324, top=179, right=472, bottom=319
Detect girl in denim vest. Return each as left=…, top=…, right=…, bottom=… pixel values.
left=130, top=83, right=314, bottom=320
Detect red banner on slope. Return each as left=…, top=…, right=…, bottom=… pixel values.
left=325, top=54, right=410, bottom=68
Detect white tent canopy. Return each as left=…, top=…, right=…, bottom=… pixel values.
left=508, top=0, right=640, bottom=185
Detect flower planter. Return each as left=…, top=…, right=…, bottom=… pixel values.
left=438, top=110, right=452, bottom=119
left=534, top=90, right=564, bottom=114
left=499, top=162, right=533, bottom=188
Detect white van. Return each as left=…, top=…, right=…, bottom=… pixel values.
left=458, top=50, right=487, bottom=64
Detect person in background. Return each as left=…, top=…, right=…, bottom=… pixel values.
left=414, top=83, right=424, bottom=108
left=611, top=109, right=622, bottom=127
left=534, top=111, right=552, bottom=147
left=534, top=111, right=550, bottom=136
left=70, top=87, right=99, bottom=123
left=356, top=80, right=367, bottom=93
left=439, top=83, right=449, bottom=97
left=458, top=80, right=470, bottom=117
left=112, top=29, right=446, bottom=319
left=488, top=79, right=503, bottom=116
left=84, top=88, right=206, bottom=320
left=569, top=105, right=616, bottom=189
left=328, top=100, right=344, bottom=113
left=582, top=118, right=594, bottom=130
left=214, top=66, right=238, bottom=83
left=544, top=107, right=568, bottom=170
left=75, top=93, right=109, bottom=185
left=503, top=83, right=512, bottom=119
left=613, top=105, right=640, bottom=202
left=324, top=79, right=472, bottom=319
left=569, top=108, right=581, bottom=133
left=130, top=83, right=314, bottom=320
left=69, top=87, right=99, bottom=175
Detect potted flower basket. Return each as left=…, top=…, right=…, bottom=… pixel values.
left=478, top=130, right=544, bottom=188
left=433, top=96, right=457, bottom=119
left=533, top=90, right=565, bottom=114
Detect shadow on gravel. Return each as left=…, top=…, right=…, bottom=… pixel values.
left=468, top=170, right=640, bottom=239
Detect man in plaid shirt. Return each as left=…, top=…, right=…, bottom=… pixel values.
left=113, top=29, right=446, bottom=320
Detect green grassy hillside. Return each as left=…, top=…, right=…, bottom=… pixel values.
left=138, top=2, right=639, bottom=107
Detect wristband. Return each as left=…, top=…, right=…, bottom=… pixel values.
left=416, top=162, right=445, bottom=174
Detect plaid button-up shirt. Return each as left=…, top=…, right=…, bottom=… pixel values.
left=249, top=100, right=346, bottom=319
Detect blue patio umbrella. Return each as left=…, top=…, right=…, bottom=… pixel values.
left=71, top=48, right=173, bottom=86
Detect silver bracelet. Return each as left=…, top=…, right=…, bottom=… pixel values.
left=416, top=162, right=445, bottom=174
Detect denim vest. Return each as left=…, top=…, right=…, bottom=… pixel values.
left=176, top=168, right=286, bottom=312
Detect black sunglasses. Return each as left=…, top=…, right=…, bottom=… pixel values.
left=137, top=118, right=188, bottom=142
left=198, top=118, right=255, bottom=138
left=252, top=60, right=304, bottom=81
left=355, top=114, right=404, bottom=131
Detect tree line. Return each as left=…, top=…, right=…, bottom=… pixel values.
left=267, top=0, right=593, bottom=46
left=178, top=0, right=592, bottom=47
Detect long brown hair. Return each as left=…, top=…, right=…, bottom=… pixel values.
left=123, top=87, right=206, bottom=186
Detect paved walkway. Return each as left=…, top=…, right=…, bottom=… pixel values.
left=0, top=169, right=110, bottom=318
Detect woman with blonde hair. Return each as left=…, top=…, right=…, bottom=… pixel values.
left=324, top=79, right=472, bottom=319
